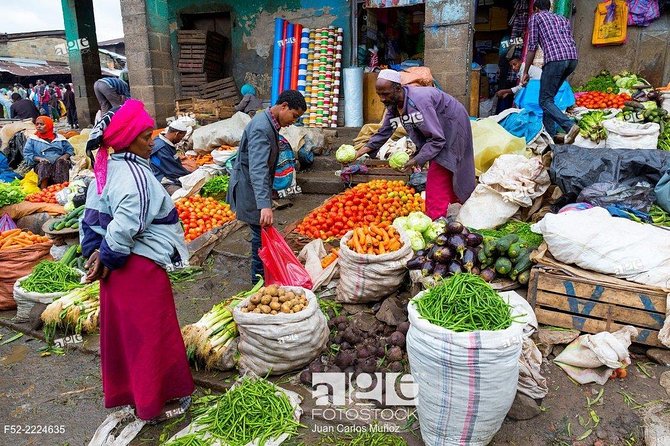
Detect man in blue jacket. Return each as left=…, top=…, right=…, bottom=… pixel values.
left=227, top=90, right=306, bottom=283
left=150, top=120, right=190, bottom=194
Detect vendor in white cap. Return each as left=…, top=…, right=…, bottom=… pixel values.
left=150, top=119, right=191, bottom=194
left=355, top=69, right=476, bottom=219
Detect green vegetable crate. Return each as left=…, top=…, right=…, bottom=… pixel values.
left=527, top=267, right=668, bottom=347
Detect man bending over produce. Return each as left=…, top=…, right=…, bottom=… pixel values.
left=228, top=90, right=306, bottom=283
left=355, top=69, right=475, bottom=220
left=150, top=119, right=191, bottom=194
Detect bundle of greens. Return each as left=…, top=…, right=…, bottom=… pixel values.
left=414, top=273, right=516, bottom=332
left=200, top=175, right=230, bottom=201
left=472, top=220, right=544, bottom=248
left=165, top=377, right=301, bottom=446
left=577, top=110, right=608, bottom=142
left=181, top=279, right=263, bottom=369
left=577, top=71, right=618, bottom=93
left=0, top=180, right=25, bottom=208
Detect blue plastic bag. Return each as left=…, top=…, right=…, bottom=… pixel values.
left=514, top=79, right=576, bottom=117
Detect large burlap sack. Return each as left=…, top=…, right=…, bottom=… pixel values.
left=0, top=202, right=66, bottom=220
left=0, top=240, right=53, bottom=310
left=407, top=290, right=528, bottom=446
left=336, top=229, right=413, bottom=303
left=233, top=286, right=328, bottom=376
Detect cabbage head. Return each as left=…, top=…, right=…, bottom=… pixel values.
left=388, top=151, right=410, bottom=170
left=422, top=224, right=439, bottom=242
left=407, top=211, right=432, bottom=233
left=405, top=229, right=426, bottom=251
left=392, top=216, right=409, bottom=231
left=336, top=144, right=357, bottom=163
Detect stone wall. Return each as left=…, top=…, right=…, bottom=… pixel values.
left=0, top=36, right=68, bottom=63
left=571, top=2, right=670, bottom=87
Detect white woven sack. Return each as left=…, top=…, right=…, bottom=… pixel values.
left=12, top=272, right=83, bottom=323
left=233, top=287, right=328, bottom=376
left=336, top=229, right=414, bottom=303
left=407, top=290, right=527, bottom=446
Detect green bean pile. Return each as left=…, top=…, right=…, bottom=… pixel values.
left=189, top=377, right=301, bottom=446
left=20, top=260, right=83, bottom=294
left=414, top=273, right=514, bottom=332
left=317, top=431, right=408, bottom=446
left=163, top=433, right=212, bottom=446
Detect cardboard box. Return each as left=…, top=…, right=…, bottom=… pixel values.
left=474, top=6, right=509, bottom=32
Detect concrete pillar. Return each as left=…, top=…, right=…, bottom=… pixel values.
left=61, top=0, right=102, bottom=127
left=423, top=0, right=475, bottom=107
left=122, top=0, right=175, bottom=126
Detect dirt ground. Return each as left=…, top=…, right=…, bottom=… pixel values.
left=1, top=193, right=669, bottom=446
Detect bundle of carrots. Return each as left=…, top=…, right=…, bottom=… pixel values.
left=320, top=248, right=339, bottom=268
left=217, top=145, right=236, bottom=151
left=0, top=229, right=50, bottom=250
left=196, top=154, right=214, bottom=166
left=346, top=223, right=402, bottom=255
left=25, top=182, right=69, bottom=204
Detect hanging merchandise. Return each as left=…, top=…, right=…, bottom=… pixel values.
left=627, top=0, right=661, bottom=27
left=271, top=18, right=284, bottom=105
left=592, top=0, right=629, bottom=46
left=552, top=0, right=573, bottom=17
left=297, top=28, right=309, bottom=94
left=283, top=23, right=295, bottom=94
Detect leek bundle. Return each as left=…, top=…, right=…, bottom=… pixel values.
left=182, top=279, right=263, bottom=369
left=41, top=281, right=100, bottom=343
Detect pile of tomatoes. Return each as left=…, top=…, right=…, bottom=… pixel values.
left=296, top=180, right=424, bottom=240
left=175, top=195, right=236, bottom=242
left=25, top=182, right=69, bottom=204
left=575, top=91, right=631, bottom=109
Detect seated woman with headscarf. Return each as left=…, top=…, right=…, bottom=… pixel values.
left=81, top=99, right=194, bottom=423
left=234, top=84, right=263, bottom=117
left=23, top=116, right=74, bottom=188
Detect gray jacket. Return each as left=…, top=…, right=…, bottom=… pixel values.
left=227, top=109, right=279, bottom=225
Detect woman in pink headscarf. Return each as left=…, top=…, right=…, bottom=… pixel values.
left=81, top=99, right=194, bottom=423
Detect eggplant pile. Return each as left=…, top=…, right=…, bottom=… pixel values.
left=406, top=221, right=488, bottom=281
left=478, top=234, right=533, bottom=285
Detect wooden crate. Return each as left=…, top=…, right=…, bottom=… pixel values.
left=528, top=267, right=668, bottom=347
left=348, top=159, right=410, bottom=184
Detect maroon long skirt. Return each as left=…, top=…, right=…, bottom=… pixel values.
left=425, top=162, right=460, bottom=220
left=100, top=254, right=194, bottom=420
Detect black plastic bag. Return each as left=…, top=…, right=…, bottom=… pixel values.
left=549, top=145, right=670, bottom=202
left=577, top=179, right=656, bottom=212
left=3, top=130, right=26, bottom=169
left=409, top=171, right=427, bottom=193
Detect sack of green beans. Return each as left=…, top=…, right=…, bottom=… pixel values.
left=12, top=262, right=84, bottom=323
left=233, top=286, right=329, bottom=376
left=406, top=276, right=532, bottom=446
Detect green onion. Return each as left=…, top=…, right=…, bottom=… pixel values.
left=414, top=273, right=516, bottom=332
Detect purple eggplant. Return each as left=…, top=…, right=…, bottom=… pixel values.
left=466, top=233, right=484, bottom=247
left=415, top=249, right=428, bottom=258
left=447, top=261, right=463, bottom=275
left=461, top=227, right=470, bottom=236
left=435, top=233, right=449, bottom=246
left=447, top=234, right=467, bottom=257
left=447, top=221, right=464, bottom=234
left=407, top=256, right=426, bottom=270
left=432, top=246, right=455, bottom=263
left=480, top=268, right=497, bottom=282
left=462, top=248, right=476, bottom=272
left=421, top=260, right=435, bottom=277
left=433, top=263, right=449, bottom=279
left=471, top=266, right=481, bottom=275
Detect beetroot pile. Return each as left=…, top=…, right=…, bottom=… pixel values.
left=300, top=298, right=410, bottom=384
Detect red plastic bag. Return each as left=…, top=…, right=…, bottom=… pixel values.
left=258, top=226, right=313, bottom=289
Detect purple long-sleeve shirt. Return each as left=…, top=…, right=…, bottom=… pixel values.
left=367, top=86, right=476, bottom=203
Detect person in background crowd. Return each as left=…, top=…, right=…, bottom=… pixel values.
left=48, top=83, right=61, bottom=121
left=63, top=84, right=79, bottom=129
left=521, top=0, right=579, bottom=144
left=228, top=89, right=306, bottom=283
left=93, top=76, right=130, bottom=115
left=150, top=120, right=191, bottom=194
left=0, top=89, right=12, bottom=118
left=234, top=84, right=263, bottom=117
left=81, top=99, right=194, bottom=424
left=22, top=116, right=74, bottom=188
left=36, top=80, right=51, bottom=116
left=496, top=57, right=542, bottom=99
left=355, top=69, right=475, bottom=220
left=13, top=83, right=27, bottom=99
left=10, top=92, right=40, bottom=122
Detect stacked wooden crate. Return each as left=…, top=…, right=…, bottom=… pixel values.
left=177, top=30, right=226, bottom=98
left=199, top=77, right=239, bottom=102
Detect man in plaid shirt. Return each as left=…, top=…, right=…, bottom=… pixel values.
left=521, top=0, right=579, bottom=143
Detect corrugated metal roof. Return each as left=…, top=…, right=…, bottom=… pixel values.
left=0, top=58, right=70, bottom=77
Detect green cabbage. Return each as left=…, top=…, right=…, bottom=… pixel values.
left=336, top=144, right=357, bottom=163
left=407, top=211, right=432, bottom=233
left=393, top=216, right=409, bottom=231
left=388, top=152, right=410, bottom=170
left=405, top=229, right=426, bottom=251
left=422, top=225, right=439, bottom=242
